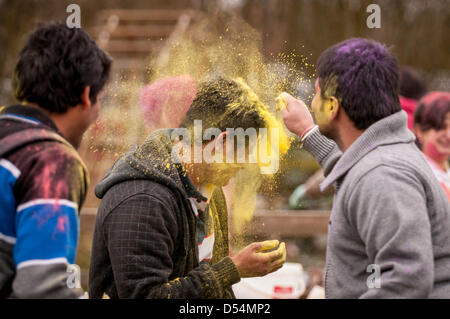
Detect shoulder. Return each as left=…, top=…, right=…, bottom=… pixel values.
left=11, top=140, right=89, bottom=207
left=347, top=143, right=427, bottom=187
left=342, top=145, right=430, bottom=204
left=11, top=139, right=86, bottom=175
left=98, top=179, right=182, bottom=222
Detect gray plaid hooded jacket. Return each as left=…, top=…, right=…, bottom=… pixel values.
left=88, top=129, right=240, bottom=299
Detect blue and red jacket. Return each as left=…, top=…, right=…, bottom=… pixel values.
left=0, top=104, right=88, bottom=298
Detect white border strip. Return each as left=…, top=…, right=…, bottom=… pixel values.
left=0, top=232, right=16, bottom=245
left=0, top=114, right=40, bottom=125
left=17, top=199, right=78, bottom=213
left=17, top=257, right=68, bottom=270
left=0, top=159, right=21, bottom=179
left=189, top=198, right=200, bottom=217
left=301, top=125, right=319, bottom=142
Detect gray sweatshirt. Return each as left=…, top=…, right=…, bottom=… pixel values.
left=303, top=111, right=450, bottom=298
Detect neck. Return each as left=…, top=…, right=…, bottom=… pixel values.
left=175, top=142, right=204, bottom=187
left=335, top=122, right=364, bottom=152
left=184, top=163, right=202, bottom=188
left=27, top=103, right=83, bottom=148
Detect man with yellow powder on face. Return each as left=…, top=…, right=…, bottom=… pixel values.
left=281, top=38, right=450, bottom=298
left=89, top=77, right=286, bottom=299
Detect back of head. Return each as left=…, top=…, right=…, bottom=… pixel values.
left=179, top=77, right=266, bottom=137
left=13, top=22, right=112, bottom=113
left=317, top=38, right=401, bottom=130
left=399, top=66, right=428, bottom=101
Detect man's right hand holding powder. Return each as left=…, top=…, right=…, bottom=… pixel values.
left=231, top=240, right=286, bottom=278
left=279, top=92, right=317, bottom=139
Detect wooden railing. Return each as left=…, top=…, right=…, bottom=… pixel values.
left=89, top=9, right=202, bottom=72
left=79, top=208, right=330, bottom=238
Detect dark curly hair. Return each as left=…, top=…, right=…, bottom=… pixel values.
left=179, top=77, right=266, bottom=139
left=13, top=22, right=112, bottom=113
left=399, top=66, right=428, bottom=101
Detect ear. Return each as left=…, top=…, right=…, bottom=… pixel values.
left=414, top=125, right=423, bottom=142
left=327, top=96, right=340, bottom=121
left=80, top=86, right=92, bottom=110
left=214, top=131, right=228, bottom=150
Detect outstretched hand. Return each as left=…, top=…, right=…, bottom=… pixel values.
left=279, top=92, right=315, bottom=137
left=231, top=240, right=286, bottom=278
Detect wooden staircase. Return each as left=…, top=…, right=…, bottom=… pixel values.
left=90, top=9, right=202, bottom=74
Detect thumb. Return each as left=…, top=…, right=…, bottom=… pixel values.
left=279, top=92, right=297, bottom=111
left=257, top=240, right=280, bottom=253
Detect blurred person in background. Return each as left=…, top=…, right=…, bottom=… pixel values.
left=399, top=66, right=428, bottom=131
left=0, top=23, right=111, bottom=298
left=139, top=75, right=197, bottom=133
left=414, top=92, right=450, bottom=201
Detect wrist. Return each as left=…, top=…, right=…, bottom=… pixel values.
left=213, top=256, right=241, bottom=285
left=300, top=124, right=318, bottom=141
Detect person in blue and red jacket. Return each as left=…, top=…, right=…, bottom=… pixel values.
left=0, top=22, right=111, bottom=298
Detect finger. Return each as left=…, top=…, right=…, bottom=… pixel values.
left=257, top=240, right=280, bottom=253
left=264, top=242, right=286, bottom=262
left=274, top=242, right=286, bottom=264
left=272, top=243, right=287, bottom=264
left=248, top=242, right=263, bottom=252
left=281, top=106, right=289, bottom=119
left=268, top=253, right=286, bottom=273
left=275, top=94, right=287, bottom=111
left=279, top=92, right=296, bottom=111
left=282, top=92, right=312, bottom=114
left=270, top=259, right=285, bottom=273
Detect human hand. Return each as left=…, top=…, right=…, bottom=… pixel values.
left=278, top=92, right=315, bottom=137
left=231, top=240, right=286, bottom=278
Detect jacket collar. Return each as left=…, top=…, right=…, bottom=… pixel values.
left=1, top=104, right=60, bottom=133
left=320, top=111, right=415, bottom=191
left=131, top=128, right=207, bottom=201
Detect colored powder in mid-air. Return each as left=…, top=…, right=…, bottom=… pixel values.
left=85, top=13, right=315, bottom=240
left=226, top=78, right=293, bottom=234
left=146, top=13, right=314, bottom=236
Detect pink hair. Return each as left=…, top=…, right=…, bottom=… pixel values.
left=140, top=75, right=197, bottom=131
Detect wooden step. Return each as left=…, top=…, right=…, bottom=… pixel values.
left=91, top=24, right=175, bottom=39
left=105, top=39, right=164, bottom=53
left=96, top=9, right=199, bottom=23
left=245, top=209, right=330, bottom=237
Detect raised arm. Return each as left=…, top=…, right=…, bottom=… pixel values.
left=280, top=92, right=342, bottom=176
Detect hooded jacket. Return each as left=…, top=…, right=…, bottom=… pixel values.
left=88, top=129, right=240, bottom=299
left=0, top=105, right=87, bottom=299
left=304, top=111, right=450, bottom=298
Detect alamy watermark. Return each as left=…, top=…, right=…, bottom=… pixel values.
left=366, top=4, right=381, bottom=29
left=66, top=4, right=81, bottom=28
left=170, top=120, right=281, bottom=175
left=366, top=264, right=381, bottom=289
left=67, top=263, right=81, bottom=289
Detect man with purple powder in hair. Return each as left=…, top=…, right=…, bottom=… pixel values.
left=281, top=38, right=450, bottom=298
